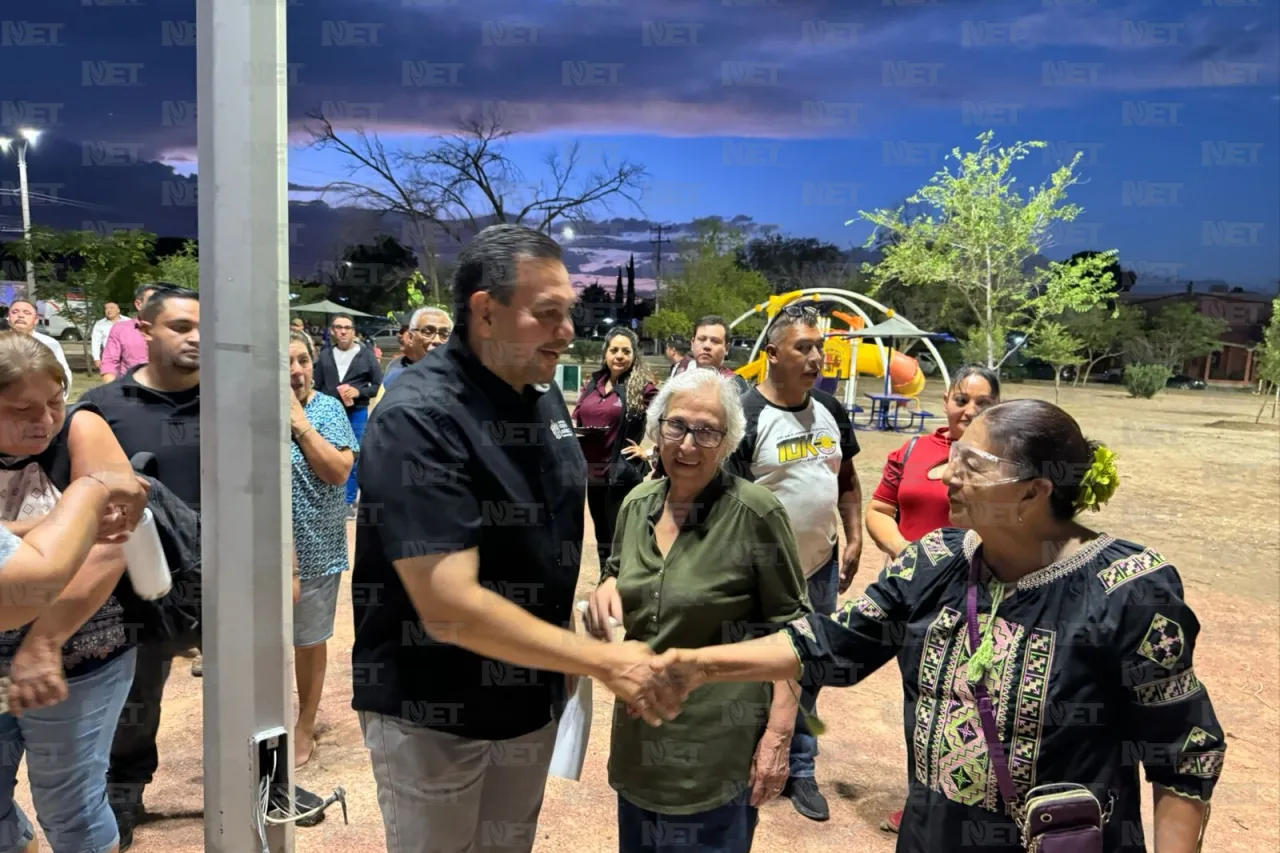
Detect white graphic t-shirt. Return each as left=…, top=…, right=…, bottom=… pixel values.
left=728, top=389, right=858, bottom=577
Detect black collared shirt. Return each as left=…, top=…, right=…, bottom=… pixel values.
left=79, top=369, right=202, bottom=510
left=351, top=333, right=587, bottom=741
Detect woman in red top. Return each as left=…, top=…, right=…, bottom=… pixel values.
left=572, top=327, right=658, bottom=570
left=864, top=364, right=1000, bottom=835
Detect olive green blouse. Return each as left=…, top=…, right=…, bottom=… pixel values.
left=602, top=470, right=809, bottom=814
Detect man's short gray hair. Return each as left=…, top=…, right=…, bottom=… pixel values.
left=646, top=368, right=747, bottom=462
left=409, top=306, right=451, bottom=329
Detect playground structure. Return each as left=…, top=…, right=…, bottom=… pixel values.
left=728, top=289, right=952, bottom=414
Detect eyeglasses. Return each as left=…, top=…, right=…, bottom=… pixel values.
left=948, top=442, right=1035, bottom=486
left=781, top=304, right=820, bottom=320
left=413, top=324, right=451, bottom=341
left=331, top=324, right=354, bottom=332
left=659, top=417, right=727, bottom=449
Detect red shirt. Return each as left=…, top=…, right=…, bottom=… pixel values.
left=871, top=426, right=956, bottom=542
left=572, top=378, right=657, bottom=481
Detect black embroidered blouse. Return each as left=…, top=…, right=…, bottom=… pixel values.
left=784, top=527, right=1224, bottom=853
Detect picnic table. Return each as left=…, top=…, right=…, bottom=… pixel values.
left=863, top=392, right=913, bottom=431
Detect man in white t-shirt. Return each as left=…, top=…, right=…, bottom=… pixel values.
left=727, top=306, right=863, bottom=822
left=8, top=299, right=73, bottom=395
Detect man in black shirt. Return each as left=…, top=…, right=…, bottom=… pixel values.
left=313, top=312, right=383, bottom=511
left=353, top=224, right=678, bottom=853
left=79, top=288, right=201, bottom=850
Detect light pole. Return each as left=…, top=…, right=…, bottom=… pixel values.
left=0, top=128, right=40, bottom=301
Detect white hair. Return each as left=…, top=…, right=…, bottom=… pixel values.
left=409, top=306, right=451, bottom=328
left=646, top=368, right=746, bottom=462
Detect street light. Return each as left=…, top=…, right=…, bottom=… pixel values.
left=0, top=127, right=41, bottom=300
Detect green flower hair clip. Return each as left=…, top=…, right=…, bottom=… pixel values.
left=1075, top=445, right=1119, bottom=513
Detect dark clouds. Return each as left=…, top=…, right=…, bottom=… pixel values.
left=5, top=0, right=1274, bottom=159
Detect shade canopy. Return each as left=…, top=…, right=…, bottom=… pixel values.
left=834, top=314, right=946, bottom=340
left=289, top=299, right=378, bottom=317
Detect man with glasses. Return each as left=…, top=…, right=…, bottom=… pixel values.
left=383, top=306, right=451, bottom=389
left=313, top=312, right=384, bottom=514
left=727, top=306, right=863, bottom=823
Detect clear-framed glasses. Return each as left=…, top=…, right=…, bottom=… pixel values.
left=947, top=442, right=1036, bottom=486
left=659, top=417, right=726, bottom=449
left=413, top=324, right=451, bottom=341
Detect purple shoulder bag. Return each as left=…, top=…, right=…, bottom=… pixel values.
left=966, top=559, right=1107, bottom=853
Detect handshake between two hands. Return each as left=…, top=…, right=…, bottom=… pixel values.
left=581, top=579, right=704, bottom=728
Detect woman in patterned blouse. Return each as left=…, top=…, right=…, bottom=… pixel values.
left=650, top=399, right=1222, bottom=853
left=287, top=330, right=358, bottom=768
left=0, top=331, right=149, bottom=853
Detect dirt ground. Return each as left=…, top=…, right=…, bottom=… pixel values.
left=16, top=382, right=1280, bottom=852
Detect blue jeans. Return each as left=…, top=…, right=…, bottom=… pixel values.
left=617, top=793, right=757, bottom=853
left=345, top=406, right=369, bottom=505
left=789, top=558, right=839, bottom=779
left=0, top=647, right=137, bottom=853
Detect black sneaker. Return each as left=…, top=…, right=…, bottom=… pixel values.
left=113, top=803, right=142, bottom=851
left=783, top=777, right=830, bottom=821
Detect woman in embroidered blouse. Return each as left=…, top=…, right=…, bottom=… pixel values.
left=572, top=326, right=658, bottom=571
left=0, top=331, right=149, bottom=853
left=287, top=330, right=358, bottom=768
left=864, top=363, right=1000, bottom=834
left=651, top=399, right=1222, bottom=853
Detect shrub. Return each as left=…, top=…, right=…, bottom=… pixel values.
left=1123, top=364, right=1172, bottom=399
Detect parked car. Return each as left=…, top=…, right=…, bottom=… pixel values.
left=1021, top=358, right=1076, bottom=382
left=367, top=324, right=403, bottom=352
left=1166, top=374, right=1207, bottom=390
left=39, top=312, right=82, bottom=341
left=1095, top=367, right=1125, bottom=384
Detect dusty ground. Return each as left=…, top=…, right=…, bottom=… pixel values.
left=16, top=382, right=1280, bottom=851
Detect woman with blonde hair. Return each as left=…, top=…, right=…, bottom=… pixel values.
left=0, top=331, right=150, bottom=853
left=572, top=326, right=658, bottom=570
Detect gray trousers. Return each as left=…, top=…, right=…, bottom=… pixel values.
left=359, top=712, right=557, bottom=853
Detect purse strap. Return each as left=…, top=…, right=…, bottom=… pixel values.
left=966, top=554, right=1022, bottom=813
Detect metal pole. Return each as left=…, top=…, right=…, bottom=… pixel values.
left=16, top=143, right=35, bottom=300
left=198, top=0, right=292, bottom=850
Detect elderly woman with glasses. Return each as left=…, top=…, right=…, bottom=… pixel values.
left=648, top=399, right=1223, bottom=853
left=383, top=307, right=452, bottom=390
left=584, top=368, right=810, bottom=853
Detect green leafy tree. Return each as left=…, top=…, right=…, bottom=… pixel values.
left=14, top=227, right=156, bottom=372
left=737, top=233, right=857, bottom=294
left=652, top=220, right=770, bottom=339
left=625, top=254, right=636, bottom=319
left=856, top=131, right=1118, bottom=370
left=1025, top=321, right=1083, bottom=404
left=642, top=308, right=691, bottom=343
left=142, top=239, right=199, bottom=290
left=1127, top=303, right=1228, bottom=371
left=1254, top=298, right=1280, bottom=422
left=1063, top=304, right=1145, bottom=385
left=569, top=339, right=603, bottom=367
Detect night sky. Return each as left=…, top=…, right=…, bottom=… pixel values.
left=1, top=0, right=1277, bottom=288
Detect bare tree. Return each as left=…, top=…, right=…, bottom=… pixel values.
left=306, top=110, right=648, bottom=301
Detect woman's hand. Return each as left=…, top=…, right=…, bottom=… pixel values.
left=620, top=440, right=647, bottom=461
left=748, top=727, right=792, bottom=806
left=292, top=574, right=301, bottom=605
left=289, top=392, right=311, bottom=434
left=86, top=471, right=151, bottom=544
left=7, top=633, right=68, bottom=715
left=586, top=577, right=623, bottom=641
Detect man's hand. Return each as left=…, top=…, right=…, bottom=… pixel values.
left=839, top=536, right=863, bottom=593
left=8, top=634, right=67, bottom=715
left=647, top=648, right=706, bottom=701
left=599, top=641, right=683, bottom=726
left=749, top=728, right=793, bottom=806
left=585, top=578, right=623, bottom=641
left=336, top=384, right=357, bottom=406
left=292, top=574, right=301, bottom=605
